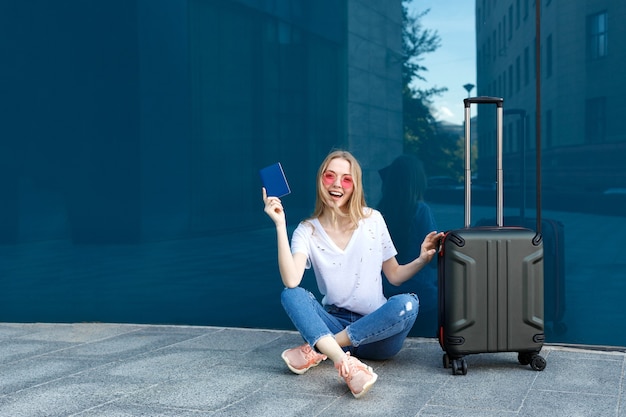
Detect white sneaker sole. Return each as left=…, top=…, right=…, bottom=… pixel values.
left=281, top=349, right=325, bottom=375
left=351, top=371, right=378, bottom=399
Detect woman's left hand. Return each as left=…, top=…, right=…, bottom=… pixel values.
left=420, top=231, right=444, bottom=263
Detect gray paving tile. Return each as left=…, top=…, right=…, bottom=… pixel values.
left=380, top=338, right=451, bottom=382
left=0, top=324, right=624, bottom=417
left=0, top=376, right=149, bottom=417
left=315, top=377, right=439, bottom=416
left=617, top=355, right=626, bottom=417
left=258, top=357, right=355, bottom=399
left=0, top=339, right=75, bottom=365
left=102, top=350, right=218, bottom=382
left=212, top=390, right=338, bottom=417
left=77, top=403, right=216, bottom=417
left=427, top=354, right=540, bottom=413
left=532, top=348, right=623, bottom=396
left=110, top=362, right=288, bottom=412
left=188, top=327, right=286, bottom=353
left=418, top=405, right=518, bottom=416
left=43, top=327, right=208, bottom=361
left=0, top=324, right=40, bottom=340
left=0, top=356, right=103, bottom=396
left=5, top=322, right=145, bottom=343
left=519, top=390, right=618, bottom=417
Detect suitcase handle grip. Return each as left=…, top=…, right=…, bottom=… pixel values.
left=464, top=96, right=503, bottom=107
left=464, top=97, right=504, bottom=227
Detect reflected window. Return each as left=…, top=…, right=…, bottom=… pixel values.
left=524, top=0, right=529, bottom=21
left=587, top=11, right=608, bottom=60
left=508, top=5, right=513, bottom=40
left=524, top=46, right=529, bottom=86
left=516, top=55, right=521, bottom=92
left=586, top=97, right=606, bottom=143
left=508, top=64, right=513, bottom=98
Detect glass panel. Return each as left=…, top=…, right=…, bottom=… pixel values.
left=1, top=0, right=625, bottom=349
left=471, top=1, right=626, bottom=347
left=0, top=0, right=345, bottom=329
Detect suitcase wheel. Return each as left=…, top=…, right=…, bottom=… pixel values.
left=443, top=353, right=467, bottom=375
left=451, top=357, right=468, bottom=375
left=518, top=352, right=547, bottom=371
left=530, top=355, right=547, bottom=371
left=518, top=352, right=532, bottom=365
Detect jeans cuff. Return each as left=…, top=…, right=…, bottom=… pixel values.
left=345, top=326, right=360, bottom=347
left=309, top=333, right=334, bottom=350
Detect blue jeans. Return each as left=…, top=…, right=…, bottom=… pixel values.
left=281, top=287, right=419, bottom=361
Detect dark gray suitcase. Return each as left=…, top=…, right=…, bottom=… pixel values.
left=476, top=107, right=567, bottom=337
left=437, top=97, right=546, bottom=375
left=475, top=215, right=566, bottom=337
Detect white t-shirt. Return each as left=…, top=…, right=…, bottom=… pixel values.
left=291, top=208, right=398, bottom=315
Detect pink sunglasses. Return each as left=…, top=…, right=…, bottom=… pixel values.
left=322, top=171, right=354, bottom=189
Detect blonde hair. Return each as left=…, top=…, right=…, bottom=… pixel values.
left=309, top=150, right=370, bottom=228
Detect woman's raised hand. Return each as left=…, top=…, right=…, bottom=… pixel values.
left=262, top=187, right=286, bottom=225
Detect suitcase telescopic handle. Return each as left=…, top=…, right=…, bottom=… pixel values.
left=464, top=96, right=504, bottom=107
left=463, top=97, right=504, bottom=228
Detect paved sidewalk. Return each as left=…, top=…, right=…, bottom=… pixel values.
left=0, top=323, right=624, bottom=416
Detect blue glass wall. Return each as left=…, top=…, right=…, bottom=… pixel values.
left=1, top=0, right=625, bottom=348
left=469, top=0, right=626, bottom=347
left=0, top=0, right=347, bottom=331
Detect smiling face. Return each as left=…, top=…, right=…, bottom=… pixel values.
left=311, top=150, right=367, bottom=225
left=320, top=157, right=354, bottom=210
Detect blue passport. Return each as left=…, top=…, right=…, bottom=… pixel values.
left=259, top=162, right=291, bottom=197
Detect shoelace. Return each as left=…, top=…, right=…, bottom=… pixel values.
left=337, top=352, right=358, bottom=378
left=301, top=345, right=324, bottom=361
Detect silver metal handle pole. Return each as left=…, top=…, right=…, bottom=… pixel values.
left=463, top=97, right=505, bottom=228
left=464, top=105, right=472, bottom=228
left=496, top=105, right=504, bottom=227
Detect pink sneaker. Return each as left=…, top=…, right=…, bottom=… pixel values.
left=335, top=352, right=378, bottom=399
left=281, top=344, right=327, bottom=375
